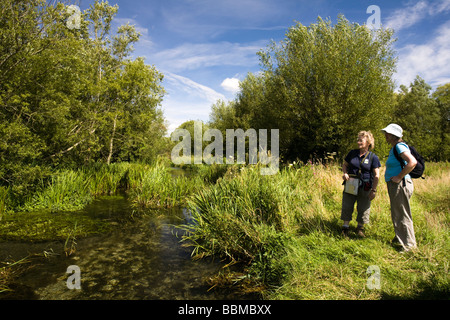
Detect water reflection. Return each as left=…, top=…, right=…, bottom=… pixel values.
left=1, top=196, right=248, bottom=300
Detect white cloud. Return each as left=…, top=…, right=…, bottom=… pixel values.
left=164, top=72, right=226, bottom=104
left=150, top=41, right=264, bottom=73
left=385, top=0, right=428, bottom=32
left=385, top=0, right=450, bottom=32
left=394, top=21, right=450, bottom=88
left=162, top=72, right=226, bottom=133
left=221, top=77, right=241, bottom=94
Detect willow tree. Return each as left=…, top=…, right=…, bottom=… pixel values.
left=0, top=0, right=166, bottom=205
left=232, top=16, right=397, bottom=162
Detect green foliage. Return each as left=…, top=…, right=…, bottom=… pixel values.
left=212, top=16, right=397, bottom=162
left=0, top=187, right=8, bottom=221
left=182, top=165, right=298, bottom=284
left=180, top=162, right=450, bottom=298
left=0, top=0, right=166, bottom=195
left=432, top=83, right=450, bottom=161
left=393, top=76, right=444, bottom=161
left=208, top=16, right=449, bottom=163
left=128, top=162, right=202, bottom=209
left=22, top=169, right=93, bottom=212
left=19, top=162, right=131, bottom=212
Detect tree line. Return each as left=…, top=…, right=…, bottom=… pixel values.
left=2, top=2, right=449, bottom=206
left=207, top=16, right=450, bottom=163
left=0, top=0, right=167, bottom=205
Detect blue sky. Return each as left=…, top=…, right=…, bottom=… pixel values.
left=78, top=0, right=450, bottom=133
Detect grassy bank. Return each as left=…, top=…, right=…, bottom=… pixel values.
left=1, top=160, right=448, bottom=299
left=0, top=161, right=233, bottom=241
left=181, top=162, right=449, bottom=299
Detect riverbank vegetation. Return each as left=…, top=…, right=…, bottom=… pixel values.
left=1, top=0, right=449, bottom=299
left=2, top=160, right=448, bottom=299
left=181, top=161, right=449, bottom=299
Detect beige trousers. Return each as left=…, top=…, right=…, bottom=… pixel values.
left=387, top=180, right=417, bottom=251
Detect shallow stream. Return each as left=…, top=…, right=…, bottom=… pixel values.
left=0, top=196, right=251, bottom=300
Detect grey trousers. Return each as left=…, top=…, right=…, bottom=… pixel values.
left=341, top=188, right=371, bottom=224
left=387, top=180, right=417, bottom=250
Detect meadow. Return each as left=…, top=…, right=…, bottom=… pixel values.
left=181, top=161, right=449, bottom=299
left=0, top=160, right=448, bottom=299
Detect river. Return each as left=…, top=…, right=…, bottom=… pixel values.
left=0, top=195, right=255, bottom=300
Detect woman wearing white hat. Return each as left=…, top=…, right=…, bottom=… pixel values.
left=382, top=123, right=417, bottom=252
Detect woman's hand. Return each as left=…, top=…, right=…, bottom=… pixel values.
left=343, top=173, right=350, bottom=181
left=368, top=190, right=376, bottom=200
left=390, top=175, right=402, bottom=184
left=391, top=150, right=417, bottom=184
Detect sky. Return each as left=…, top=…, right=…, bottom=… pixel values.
left=77, top=0, right=450, bottom=133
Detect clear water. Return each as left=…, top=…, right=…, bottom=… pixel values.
left=1, top=196, right=254, bottom=300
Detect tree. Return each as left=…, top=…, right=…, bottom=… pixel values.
left=72, top=0, right=165, bottom=165
left=219, top=16, right=397, bottom=162
left=0, top=0, right=166, bottom=204
left=209, top=99, right=238, bottom=134
left=432, top=83, right=450, bottom=161
left=0, top=0, right=69, bottom=200
left=174, top=120, right=211, bottom=157
left=393, top=76, right=443, bottom=160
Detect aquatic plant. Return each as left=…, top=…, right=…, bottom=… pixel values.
left=0, top=257, right=32, bottom=294
left=21, top=169, right=92, bottom=212
left=0, top=187, right=8, bottom=221
left=180, top=162, right=450, bottom=299
left=128, top=162, right=201, bottom=208
left=19, top=162, right=134, bottom=212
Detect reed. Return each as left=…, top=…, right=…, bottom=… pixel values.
left=0, top=186, right=8, bottom=221
left=180, top=161, right=450, bottom=299
left=86, top=162, right=132, bottom=196
left=128, top=162, right=202, bottom=209
left=19, top=162, right=136, bottom=212
left=0, top=257, right=32, bottom=294
left=21, top=169, right=92, bottom=212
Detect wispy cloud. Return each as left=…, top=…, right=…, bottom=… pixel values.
left=164, top=71, right=226, bottom=104
left=162, top=72, right=227, bottom=132
left=160, top=0, right=290, bottom=40
left=150, top=41, right=264, bottom=73
left=394, top=21, right=450, bottom=87
left=385, top=0, right=450, bottom=32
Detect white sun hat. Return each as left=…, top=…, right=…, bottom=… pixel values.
left=381, top=123, right=403, bottom=138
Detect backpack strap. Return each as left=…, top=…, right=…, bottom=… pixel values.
left=368, top=151, right=374, bottom=181
left=393, top=143, right=406, bottom=186
left=358, top=151, right=374, bottom=183
left=393, top=143, right=405, bottom=169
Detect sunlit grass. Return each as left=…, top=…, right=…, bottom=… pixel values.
left=180, top=161, right=450, bottom=299
left=1, top=159, right=448, bottom=299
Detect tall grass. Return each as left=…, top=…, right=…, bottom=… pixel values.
left=181, top=162, right=450, bottom=299
left=128, top=162, right=202, bottom=209
left=0, top=187, right=8, bottom=221
left=86, top=162, right=132, bottom=196
left=20, top=162, right=134, bottom=212
left=21, top=169, right=93, bottom=212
